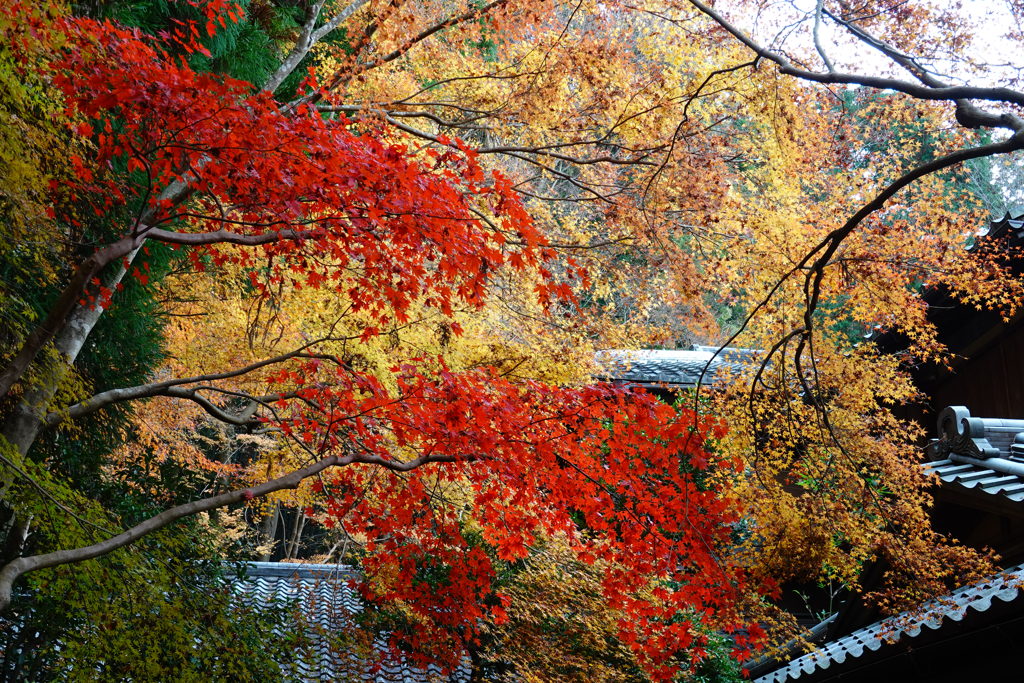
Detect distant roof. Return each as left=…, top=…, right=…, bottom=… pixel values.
left=754, top=564, right=1024, bottom=682
left=594, top=346, right=758, bottom=388
left=235, top=562, right=468, bottom=682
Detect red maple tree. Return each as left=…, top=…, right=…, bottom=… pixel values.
left=0, top=3, right=765, bottom=678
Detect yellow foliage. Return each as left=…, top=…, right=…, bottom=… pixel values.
left=0, top=0, right=82, bottom=348
left=701, top=79, right=1002, bottom=608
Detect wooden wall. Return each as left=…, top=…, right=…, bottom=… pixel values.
left=927, top=316, right=1024, bottom=420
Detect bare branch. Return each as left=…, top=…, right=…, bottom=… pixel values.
left=43, top=344, right=338, bottom=428
left=266, top=0, right=370, bottom=94
left=685, top=0, right=1024, bottom=132
left=354, top=452, right=465, bottom=472
left=146, top=226, right=319, bottom=247
left=812, top=0, right=835, bottom=72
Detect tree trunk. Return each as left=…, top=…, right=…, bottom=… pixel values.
left=285, top=511, right=306, bottom=559
left=0, top=516, right=29, bottom=565
left=1, top=248, right=138, bottom=458
left=0, top=252, right=137, bottom=577
left=258, top=502, right=281, bottom=562
left=0, top=238, right=139, bottom=400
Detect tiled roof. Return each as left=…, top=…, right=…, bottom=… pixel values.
left=923, top=459, right=1024, bottom=502
left=594, top=346, right=756, bottom=387
left=235, top=562, right=469, bottom=682
left=754, top=564, right=1024, bottom=682
left=925, top=406, right=1024, bottom=502
left=976, top=212, right=1024, bottom=246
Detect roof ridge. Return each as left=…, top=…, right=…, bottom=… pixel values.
left=241, top=561, right=360, bottom=579
left=755, top=563, right=1024, bottom=682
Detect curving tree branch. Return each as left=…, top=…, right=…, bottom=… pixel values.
left=0, top=453, right=350, bottom=612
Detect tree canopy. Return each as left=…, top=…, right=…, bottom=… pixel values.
left=2, top=0, right=1024, bottom=680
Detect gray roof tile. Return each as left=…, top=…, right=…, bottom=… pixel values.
left=234, top=562, right=469, bottom=682
left=924, top=459, right=1024, bottom=502
left=594, top=347, right=756, bottom=387
left=924, top=406, right=1024, bottom=502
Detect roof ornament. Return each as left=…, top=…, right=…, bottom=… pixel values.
left=1011, top=433, right=1024, bottom=458
left=932, top=405, right=999, bottom=460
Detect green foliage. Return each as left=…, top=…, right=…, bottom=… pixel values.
left=93, top=0, right=331, bottom=96
left=1, top=560, right=301, bottom=682
left=687, top=632, right=745, bottom=683
left=0, top=440, right=302, bottom=681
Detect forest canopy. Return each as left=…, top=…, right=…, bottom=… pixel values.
left=2, top=0, right=1023, bottom=680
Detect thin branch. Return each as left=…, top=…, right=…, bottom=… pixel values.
left=0, top=452, right=360, bottom=612
left=685, top=0, right=1024, bottom=132
left=44, top=344, right=339, bottom=427
left=812, top=0, right=835, bottom=72
left=798, top=131, right=1024, bottom=330
left=146, top=226, right=320, bottom=247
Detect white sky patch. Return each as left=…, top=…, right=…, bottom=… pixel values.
left=712, top=0, right=1024, bottom=87
left=693, top=1, right=1024, bottom=212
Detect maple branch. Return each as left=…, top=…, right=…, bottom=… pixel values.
left=506, top=152, right=621, bottom=203
left=47, top=377, right=299, bottom=428
left=798, top=131, right=1024, bottom=330
left=378, top=114, right=657, bottom=169
left=372, top=0, right=510, bottom=69
left=812, top=0, right=834, bottom=72
left=0, top=452, right=356, bottom=613
left=163, top=387, right=263, bottom=426
left=384, top=109, right=489, bottom=130
left=819, top=6, right=1024, bottom=131
left=146, top=226, right=319, bottom=246
left=41, top=336, right=347, bottom=429
left=265, top=0, right=369, bottom=94
left=353, top=453, right=463, bottom=472
left=470, top=207, right=633, bottom=250
left=822, top=6, right=932, bottom=81
left=166, top=386, right=314, bottom=426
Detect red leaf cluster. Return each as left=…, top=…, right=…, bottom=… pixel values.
left=271, top=359, right=763, bottom=677
left=49, top=15, right=554, bottom=325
